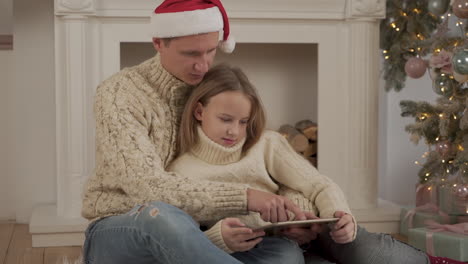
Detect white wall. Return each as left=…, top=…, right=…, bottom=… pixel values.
left=0, top=0, right=56, bottom=223
left=0, top=51, right=14, bottom=221
left=379, top=73, right=438, bottom=206
left=0, top=0, right=13, bottom=34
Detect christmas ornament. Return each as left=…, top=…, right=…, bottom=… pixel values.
left=405, top=57, right=427, bottom=78
left=453, top=71, right=468, bottom=83
left=452, top=49, right=468, bottom=75
left=433, top=74, right=454, bottom=96
left=452, top=0, right=468, bottom=19
left=428, top=0, right=450, bottom=15
left=435, top=140, right=452, bottom=157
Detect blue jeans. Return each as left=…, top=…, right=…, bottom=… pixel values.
left=83, top=201, right=429, bottom=264
left=83, top=201, right=304, bottom=264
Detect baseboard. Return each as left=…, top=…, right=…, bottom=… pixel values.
left=29, top=205, right=88, bottom=247
left=29, top=200, right=402, bottom=247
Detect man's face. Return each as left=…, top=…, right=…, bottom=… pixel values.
left=153, top=32, right=219, bottom=85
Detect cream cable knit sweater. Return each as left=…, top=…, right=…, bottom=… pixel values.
left=81, top=54, right=250, bottom=222
left=169, top=126, right=353, bottom=253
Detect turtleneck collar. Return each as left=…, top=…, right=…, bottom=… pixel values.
left=137, top=53, right=191, bottom=106
left=190, top=126, right=246, bottom=165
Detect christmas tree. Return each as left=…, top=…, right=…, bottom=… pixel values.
left=381, top=0, right=468, bottom=184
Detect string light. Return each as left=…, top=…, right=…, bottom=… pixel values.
left=385, top=55, right=390, bottom=60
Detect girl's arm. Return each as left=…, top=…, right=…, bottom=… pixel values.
left=263, top=131, right=352, bottom=219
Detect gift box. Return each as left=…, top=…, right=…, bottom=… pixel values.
left=416, top=182, right=438, bottom=207
left=408, top=226, right=468, bottom=262
left=400, top=205, right=455, bottom=236
left=438, top=182, right=468, bottom=216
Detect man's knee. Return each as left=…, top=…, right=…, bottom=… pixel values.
left=126, top=201, right=200, bottom=236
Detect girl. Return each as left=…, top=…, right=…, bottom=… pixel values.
left=169, top=64, right=462, bottom=264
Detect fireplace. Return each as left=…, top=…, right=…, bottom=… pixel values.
left=30, top=0, right=398, bottom=247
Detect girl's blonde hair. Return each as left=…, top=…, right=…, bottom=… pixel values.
left=178, top=63, right=266, bottom=155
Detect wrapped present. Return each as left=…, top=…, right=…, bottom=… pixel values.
left=416, top=182, right=438, bottom=207
left=408, top=221, right=468, bottom=262
left=438, top=181, right=468, bottom=216
left=400, top=205, right=455, bottom=236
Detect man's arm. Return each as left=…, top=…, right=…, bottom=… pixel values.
left=84, top=78, right=248, bottom=221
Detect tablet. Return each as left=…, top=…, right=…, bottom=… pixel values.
left=252, top=218, right=339, bottom=232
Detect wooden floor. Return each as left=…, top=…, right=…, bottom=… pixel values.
left=0, top=223, right=82, bottom=264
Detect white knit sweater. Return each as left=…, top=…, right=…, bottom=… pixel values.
left=81, top=54, right=250, bottom=222
left=169, top=126, right=353, bottom=253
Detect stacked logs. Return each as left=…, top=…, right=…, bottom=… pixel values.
left=278, top=119, right=317, bottom=167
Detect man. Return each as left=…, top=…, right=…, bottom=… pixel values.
left=81, top=0, right=307, bottom=263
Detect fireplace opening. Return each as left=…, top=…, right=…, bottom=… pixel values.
left=120, top=42, right=318, bottom=132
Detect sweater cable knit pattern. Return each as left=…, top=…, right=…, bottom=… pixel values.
left=81, top=54, right=249, bottom=222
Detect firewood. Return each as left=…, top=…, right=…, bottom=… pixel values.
left=295, top=119, right=318, bottom=140
left=303, top=142, right=317, bottom=157
left=278, top=124, right=309, bottom=152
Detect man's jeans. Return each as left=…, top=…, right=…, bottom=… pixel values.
left=83, top=201, right=304, bottom=264
left=83, top=201, right=429, bottom=264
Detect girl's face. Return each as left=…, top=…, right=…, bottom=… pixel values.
left=195, top=91, right=252, bottom=147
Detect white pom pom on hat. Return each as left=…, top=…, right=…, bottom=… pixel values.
left=151, top=0, right=235, bottom=53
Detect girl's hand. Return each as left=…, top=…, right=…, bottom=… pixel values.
left=221, top=218, right=265, bottom=252
left=330, top=211, right=355, bottom=244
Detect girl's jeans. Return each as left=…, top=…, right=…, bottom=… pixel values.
left=83, top=201, right=429, bottom=264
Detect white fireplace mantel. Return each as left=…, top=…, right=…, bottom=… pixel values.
left=30, top=0, right=401, bottom=247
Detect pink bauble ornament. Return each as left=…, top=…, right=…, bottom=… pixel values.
left=405, top=57, right=427, bottom=78
left=453, top=0, right=468, bottom=19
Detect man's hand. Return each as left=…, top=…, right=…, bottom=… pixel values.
left=329, top=211, right=355, bottom=244
left=246, top=188, right=306, bottom=222
left=221, top=218, right=265, bottom=252
left=281, top=211, right=323, bottom=245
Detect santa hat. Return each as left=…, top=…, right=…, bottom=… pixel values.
left=151, top=0, right=235, bottom=53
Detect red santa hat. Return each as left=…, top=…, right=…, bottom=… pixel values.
left=151, top=0, right=235, bottom=53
